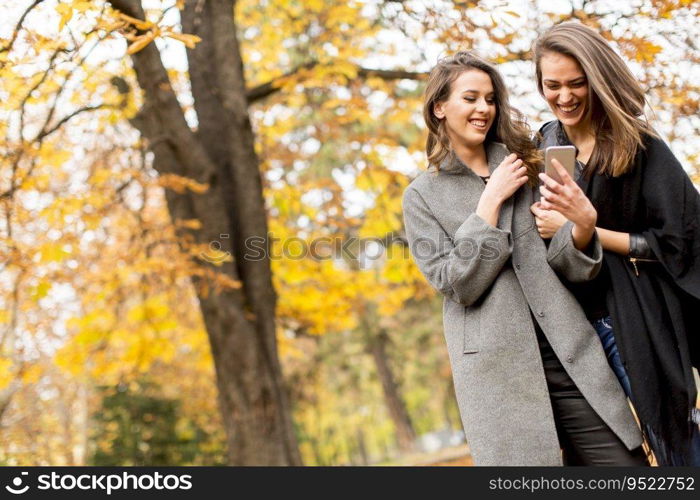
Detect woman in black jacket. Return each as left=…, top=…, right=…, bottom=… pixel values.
left=531, top=22, right=700, bottom=466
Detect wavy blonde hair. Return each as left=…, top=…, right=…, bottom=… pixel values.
left=534, top=22, right=657, bottom=177
left=423, top=51, right=541, bottom=185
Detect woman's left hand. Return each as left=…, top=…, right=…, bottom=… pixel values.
left=530, top=202, right=567, bottom=239
left=538, top=159, right=596, bottom=230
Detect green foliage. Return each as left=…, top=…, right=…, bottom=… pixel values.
left=91, top=381, right=226, bottom=466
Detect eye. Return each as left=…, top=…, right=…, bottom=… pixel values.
left=486, top=98, right=495, bottom=105
left=463, top=97, right=476, bottom=102
left=570, top=81, right=586, bottom=88
left=545, top=84, right=560, bottom=90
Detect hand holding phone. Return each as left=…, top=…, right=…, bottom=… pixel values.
left=538, top=155, right=596, bottom=236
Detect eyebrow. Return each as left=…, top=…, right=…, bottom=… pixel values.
left=460, top=90, right=495, bottom=96
left=543, top=77, right=586, bottom=84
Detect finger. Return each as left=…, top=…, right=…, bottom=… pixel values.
left=551, top=158, right=575, bottom=186
left=538, top=172, right=564, bottom=193
left=497, top=154, right=515, bottom=170
left=542, top=196, right=564, bottom=213
left=539, top=185, right=559, bottom=203
left=530, top=203, right=543, bottom=217
left=502, top=153, right=517, bottom=166
left=540, top=199, right=553, bottom=211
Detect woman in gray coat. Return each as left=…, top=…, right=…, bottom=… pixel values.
left=402, top=52, right=647, bottom=466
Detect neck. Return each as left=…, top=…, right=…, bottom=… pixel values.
left=453, top=142, right=488, bottom=174
left=562, top=119, right=594, bottom=147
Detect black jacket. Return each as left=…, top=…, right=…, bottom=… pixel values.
left=538, top=121, right=700, bottom=463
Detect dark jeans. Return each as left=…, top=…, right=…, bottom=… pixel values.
left=592, top=315, right=700, bottom=466
left=591, top=317, right=633, bottom=397
left=534, top=320, right=648, bottom=466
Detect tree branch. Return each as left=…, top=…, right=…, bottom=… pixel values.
left=37, top=104, right=116, bottom=142
left=0, top=0, right=46, bottom=64
left=0, top=104, right=117, bottom=201
left=247, top=62, right=428, bottom=104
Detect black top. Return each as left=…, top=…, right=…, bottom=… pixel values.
left=536, top=123, right=608, bottom=320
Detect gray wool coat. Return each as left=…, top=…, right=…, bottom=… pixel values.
left=402, top=142, right=643, bottom=466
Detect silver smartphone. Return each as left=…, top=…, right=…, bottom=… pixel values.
left=544, top=145, right=576, bottom=184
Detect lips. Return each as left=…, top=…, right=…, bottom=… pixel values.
left=557, top=102, right=580, bottom=114
left=469, top=119, right=488, bottom=130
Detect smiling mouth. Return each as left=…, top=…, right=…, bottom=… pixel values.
left=469, top=119, right=488, bottom=130
left=557, top=103, right=581, bottom=114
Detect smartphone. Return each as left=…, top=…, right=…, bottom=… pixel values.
left=544, top=145, right=576, bottom=184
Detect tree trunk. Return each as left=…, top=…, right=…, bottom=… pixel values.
left=365, top=327, right=417, bottom=453
left=355, top=428, right=370, bottom=465
left=108, top=0, right=301, bottom=465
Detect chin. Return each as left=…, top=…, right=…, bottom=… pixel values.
left=465, top=134, right=487, bottom=147
left=558, top=114, right=583, bottom=128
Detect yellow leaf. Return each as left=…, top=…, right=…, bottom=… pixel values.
left=0, top=358, right=13, bottom=390
left=57, top=4, right=74, bottom=31
left=118, top=13, right=154, bottom=31
left=127, top=32, right=156, bottom=55
left=165, top=32, right=202, bottom=49
left=31, top=280, right=52, bottom=300
left=158, top=174, right=209, bottom=194
left=39, top=243, right=69, bottom=263
left=306, top=0, right=325, bottom=12
left=21, top=364, right=42, bottom=384
left=176, top=218, right=202, bottom=230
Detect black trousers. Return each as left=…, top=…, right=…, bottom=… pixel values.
left=534, top=319, right=649, bottom=466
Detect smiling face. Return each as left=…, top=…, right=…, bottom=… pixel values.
left=539, top=51, right=590, bottom=132
left=433, top=69, right=496, bottom=152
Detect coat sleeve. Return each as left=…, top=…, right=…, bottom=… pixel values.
left=639, top=136, right=700, bottom=299
left=402, top=186, right=512, bottom=306
left=547, top=220, right=603, bottom=282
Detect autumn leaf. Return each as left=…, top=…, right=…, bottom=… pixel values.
left=118, top=13, right=155, bottom=31
left=165, top=32, right=203, bottom=49
left=57, top=3, right=73, bottom=31
left=127, top=32, right=156, bottom=55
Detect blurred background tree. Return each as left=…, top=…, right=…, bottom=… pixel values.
left=0, top=0, right=697, bottom=465
left=91, top=380, right=225, bottom=466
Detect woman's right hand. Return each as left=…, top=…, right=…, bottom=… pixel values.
left=484, top=153, right=528, bottom=204
left=476, top=153, right=528, bottom=227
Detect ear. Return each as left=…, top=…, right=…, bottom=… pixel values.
left=433, top=101, right=445, bottom=120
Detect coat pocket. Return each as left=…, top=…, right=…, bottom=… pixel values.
left=463, top=305, right=480, bottom=354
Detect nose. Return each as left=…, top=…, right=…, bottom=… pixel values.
left=476, top=98, right=489, bottom=112
left=559, top=88, right=572, bottom=103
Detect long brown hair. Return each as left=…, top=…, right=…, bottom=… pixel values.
left=423, top=51, right=541, bottom=185
left=533, top=22, right=657, bottom=177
